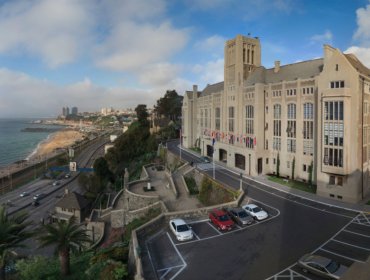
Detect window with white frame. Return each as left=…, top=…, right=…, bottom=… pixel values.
left=287, top=103, right=296, bottom=153
left=303, top=103, right=314, bottom=155
left=228, top=106, right=235, bottom=132
left=245, top=105, right=254, bottom=134
left=273, top=104, right=281, bottom=151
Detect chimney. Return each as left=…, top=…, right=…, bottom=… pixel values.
left=274, top=61, right=280, bottom=73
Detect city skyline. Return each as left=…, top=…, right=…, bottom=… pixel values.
left=0, top=0, right=369, bottom=117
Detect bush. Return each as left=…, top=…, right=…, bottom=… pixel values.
left=184, top=176, right=199, bottom=195
left=198, top=177, right=236, bottom=206
left=16, top=256, right=60, bottom=280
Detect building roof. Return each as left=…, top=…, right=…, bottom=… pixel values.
left=55, top=190, right=90, bottom=210
left=199, top=81, right=224, bottom=97
left=245, top=58, right=324, bottom=86
left=345, top=54, right=370, bottom=77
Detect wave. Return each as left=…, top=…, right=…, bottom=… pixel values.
left=25, top=132, right=55, bottom=161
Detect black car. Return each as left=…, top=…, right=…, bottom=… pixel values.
left=33, top=193, right=45, bottom=201
left=225, top=207, right=254, bottom=226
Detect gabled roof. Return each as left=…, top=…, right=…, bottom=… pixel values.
left=55, top=191, right=90, bottom=210
left=345, top=54, right=370, bottom=77
left=199, top=82, right=224, bottom=97
left=245, top=58, right=324, bottom=86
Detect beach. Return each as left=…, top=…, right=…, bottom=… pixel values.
left=29, top=129, right=85, bottom=160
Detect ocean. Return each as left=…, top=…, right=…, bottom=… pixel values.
left=0, top=118, right=63, bottom=168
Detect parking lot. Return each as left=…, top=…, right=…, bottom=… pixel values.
left=268, top=212, right=370, bottom=280
left=143, top=198, right=281, bottom=280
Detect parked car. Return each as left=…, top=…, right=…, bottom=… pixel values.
left=169, top=219, right=193, bottom=241
left=199, top=156, right=211, bottom=163
left=52, top=180, right=60, bottom=186
left=209, top=209, right=234, bottom=231
left=20, top=191, right=29, bottom=197
left=242, top=203, right=268, bottom=221
left=33, top=193, right=45, bottom=201
left=225, top=207, right=254, bottom=226
left=298, top=254, right=348, bottom=279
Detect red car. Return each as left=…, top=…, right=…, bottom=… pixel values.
left=209, top=209, right=235, bottom=231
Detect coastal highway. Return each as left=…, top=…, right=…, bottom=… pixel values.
left=1, top=136, right=108, bottom=256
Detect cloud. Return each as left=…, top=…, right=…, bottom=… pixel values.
left=310, top=30, right=333, bottom=45
left=95, top=21, right=189, bottom=71
left=353, top=2, right=370, bottom=46
left=194, top=35, right=226, bottom=57
left=345, top=1, right=370, bottom=68
left=0, top=68, right=159, bottom=118
left=344, top=46, right=370, bottom=68
left=192, top=58, right=224, bottom=86
left=0, top=0, right=93, bottom=68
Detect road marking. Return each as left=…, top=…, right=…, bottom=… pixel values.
left=146, top=240, right=157, bottom=279
left=343, top=229, right=370, bottom=238
left=318, top=248, right=365, bottom=263
left=352, top=221, right=370, bottom=227
left=193, top=231, right=200, bottom=240
left=166, top=232, right=187, bottom=280
left=159, top=268, right=171, bottom=280
left=176, top=210, right=280, bottom=247
left=211, top=162, right=360, bottom=216
left=157, top=265, right=184, bottom=273
left=331, top=238, right=370, bottom=251
left=265, top=264, right=311, bottom=280
left=207, top=221, right=223, bottom=235
left=360, top=212, right=370, bottom=224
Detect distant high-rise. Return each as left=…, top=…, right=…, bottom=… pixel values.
left=66, top=107, right=70, bottom=116
left=62, top=107, right=67, bottom=116
left=71, top=107, right=78, bottom=115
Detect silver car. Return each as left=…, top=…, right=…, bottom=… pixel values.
left=298, top=254, right=347, bottom=279
left=225, top=207, right=254, bottom=226
left=169, top=219, right=194, bottom=241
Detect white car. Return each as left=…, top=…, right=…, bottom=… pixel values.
left=20, top=191, right=29, bottom=197
left=169, top=219, right=194, bottom=241
left=242, top=203, right=268, bottom=221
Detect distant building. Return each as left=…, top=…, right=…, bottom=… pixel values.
left=101, top=107, right=114, bottom=116
left=182, top=34, right=370, bottom=203
left=71, top=107, right=78, bottom=115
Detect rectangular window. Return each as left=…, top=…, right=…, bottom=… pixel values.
left=228, top=106, right=234, bottom=132
left=273, top=158, right=276, bottom=164
left=266, top=158, right=269, bottom=164
left=215, top=107, right=220, bottom=130
left=337, top=176, right=343, bottom=186
left=330, top=80, right=345, bottom=88
left=329, top=175, right=335, bottom=184
left=303, top=164, right=306, bottom=172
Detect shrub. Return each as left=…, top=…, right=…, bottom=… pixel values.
left=184, top=176, right=199, bottom=195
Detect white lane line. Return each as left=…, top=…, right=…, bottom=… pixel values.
left=166, top=232, right=187, bottom=280
left=318, top=248, right=365, bottom=263
left=360, top=212, right=370, bottom=224
left=188, top=218, right=209, bottom=224
left=159, top=268, right=170, bottom=280
left=352, top=221, right=370, bottom=227
left=213, top=164, right=360, bottom=216
left=207, top=221, right=223, bottom=235
left=265, top=264, right=310, bottom=280
left=146, top=240, right=157, bottom=279
left=176, top=212, right=280, bottom=247
left=157, top=265, right=184, bottom=272
left=343, top=229, right=370, bottom=238
left=331, top=239, right=370, bottom=251
left=193, top=231, right=200, bottom=240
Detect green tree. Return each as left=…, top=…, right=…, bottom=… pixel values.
left=38, top=217, right=91, bottom=277
left=276, top=153, right=280, bottom=178
left=135, top=104, right=149, bottom=127
left=94, top=157, right=114, bottom=184
left=0, top=206, right=33, bottom=280
left=308, top=161, right=314, bottom=187
left=154, top=90, right=183, bottom=121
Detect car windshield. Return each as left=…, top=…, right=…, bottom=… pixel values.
left=238, top=211, right=248, bottom=218
left=252, top=207, right=262, bottom=213
left=326, top=261, right=340, bottom=273
left=219, top=214, right=230, bottom=221
left=176, top=224, right=190, bottom=232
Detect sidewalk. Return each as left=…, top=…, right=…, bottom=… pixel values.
left=179, top=145, right=370, bottom=213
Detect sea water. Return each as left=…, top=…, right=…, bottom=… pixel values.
left=0, top=118, right=63, bottom=168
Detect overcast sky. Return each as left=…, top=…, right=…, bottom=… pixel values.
left=0, top=0, right=370, bottom=118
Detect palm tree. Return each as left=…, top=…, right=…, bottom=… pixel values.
left=38, top=217, right=91, bottom=276
left=0, top=206, right=33, bottom=280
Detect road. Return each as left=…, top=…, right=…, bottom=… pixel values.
left=140, top=140, right=369, bottom=280
left=2, top=136, right=108, bottom=257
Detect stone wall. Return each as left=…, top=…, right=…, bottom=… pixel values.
left=125, top=188, right=160, bottom=211
left=165, top=170, right=178, bottom=198
left=86, top=221, right=105, bottom=248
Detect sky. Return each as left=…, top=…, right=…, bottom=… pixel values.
left=0, top=0, right=370, bottom=118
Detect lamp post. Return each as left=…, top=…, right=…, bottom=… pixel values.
left=239, top=173, right=243, bottom=192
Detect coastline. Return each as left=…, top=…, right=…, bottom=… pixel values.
left=28, top=129, right=85, bottom=161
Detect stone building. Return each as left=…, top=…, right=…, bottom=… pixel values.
left=182, top=34, right=370, bottom=203
left=53, top=189, right=90, bottom=223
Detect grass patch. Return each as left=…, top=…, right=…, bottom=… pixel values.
left=268, top=176, right=316, bottom=193
left=198, top=176, right=238, bottom=206
left=184, top=176, right=199, bottom=195
left=190, top=147, right=201, bottom=154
